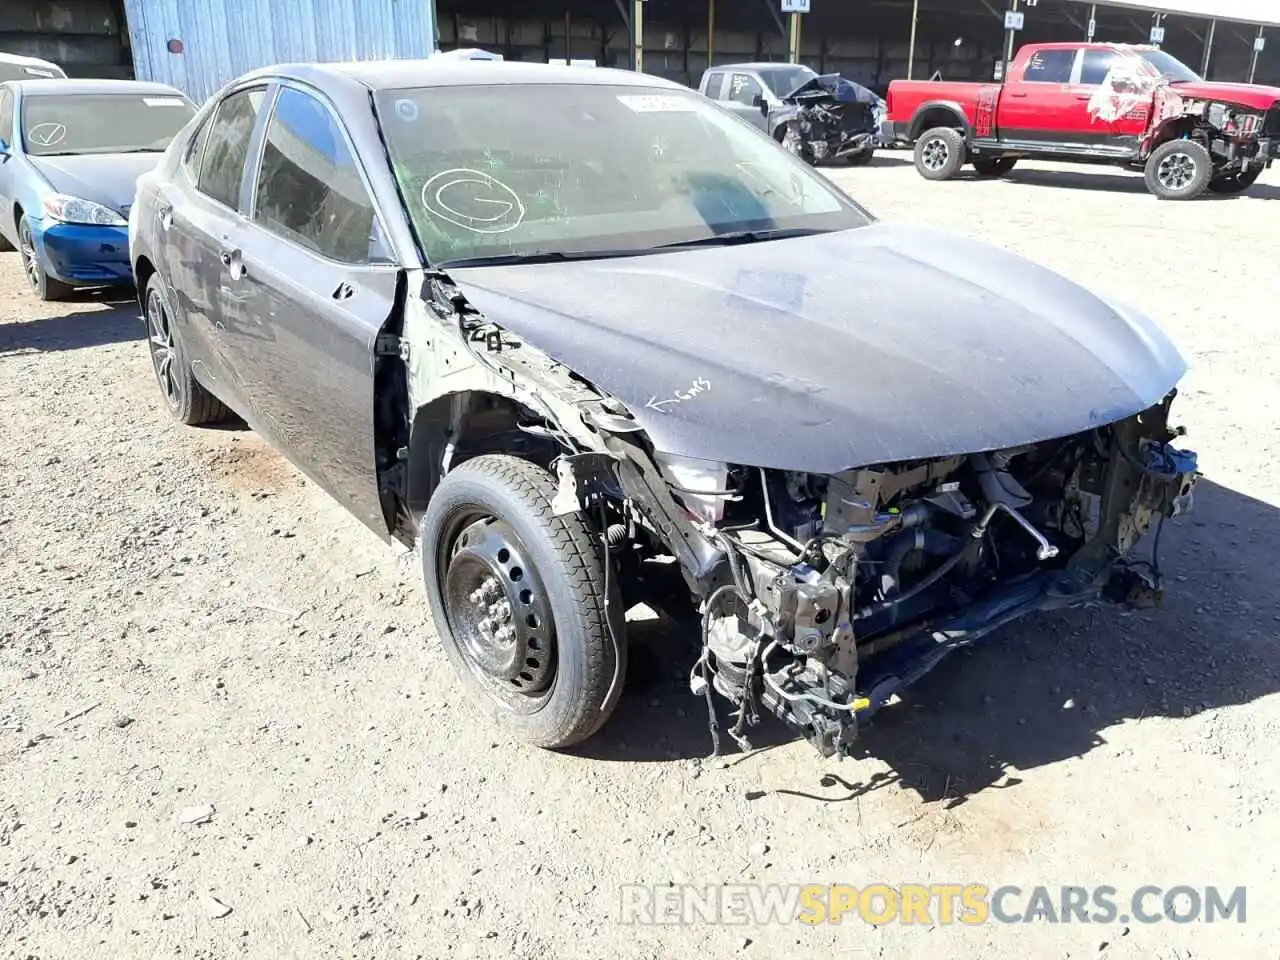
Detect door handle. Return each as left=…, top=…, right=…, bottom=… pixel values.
left=219, top=245, right=247, bottom=280
left=1074, top=94, right=1093, bottom=100
left=158, top=204, right=173, bottom=231
left=1008, top=91, right=1028, bottom=98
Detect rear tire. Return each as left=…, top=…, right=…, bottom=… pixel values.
left=143, top=273, right=229, bottom=426
left=421, top=454, right=626, bottom=750
left=1207, top=166, right=1263, bottom=194
left=914, top=127, right=966, bottom=181
left=973, top=156, right=1018, bottom=178
left=1144, top=140, right=1212, bottom=200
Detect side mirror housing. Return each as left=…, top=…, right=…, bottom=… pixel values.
left=753, top=94, right=768, bottom=115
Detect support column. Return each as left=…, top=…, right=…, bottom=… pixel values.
left=907, top=0, right=919, bottom=80
left=1200, top=18, right=1215, bottom=77
left=788, top=12, right=802, bottom=64
left=707, top=0, right=715, bottom=66
left=1249, top=26, right=1265, bottom=84
left=633, top=0, right=644, bottom=72
left=1087, top=3, right=1096, bottom=40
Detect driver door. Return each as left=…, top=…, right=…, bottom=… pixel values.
left=723, top=72, right=771, bottom=131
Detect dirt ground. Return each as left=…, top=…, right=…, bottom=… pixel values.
left=2, top=158, right=1278, bottom=960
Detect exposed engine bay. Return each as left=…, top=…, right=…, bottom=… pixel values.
left=654, top=399, right=1198, bottom=758
left=779, top=73, right=880, bottom=164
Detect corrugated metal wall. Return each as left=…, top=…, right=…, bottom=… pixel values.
left=123, top=0, right=437, bottom=103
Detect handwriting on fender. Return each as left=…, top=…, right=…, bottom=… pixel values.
left=645, top=377, right=712, bottom=413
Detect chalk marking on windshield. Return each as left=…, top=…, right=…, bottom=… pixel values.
left=617, top=94, right=699, bottom=113
left=645, top=377, right=712, bottom=413
left=421, top=168, right=526, bottom=234
left=27, top=122, right=66, bottom=146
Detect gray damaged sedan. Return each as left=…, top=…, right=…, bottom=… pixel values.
left=129, top=61, right=1199, bottom=758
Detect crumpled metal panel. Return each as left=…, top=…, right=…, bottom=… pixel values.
left=122, top=0, right=436, bottom=103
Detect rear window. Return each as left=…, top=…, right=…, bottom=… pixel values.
left=21, top=92, right=194, bottom=156
left=1022, top=49, right=1075, bottom=84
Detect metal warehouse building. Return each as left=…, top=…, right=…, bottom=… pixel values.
left=1, top=0, right=1279, bottom=101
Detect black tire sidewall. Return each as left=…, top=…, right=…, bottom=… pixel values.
left=974, top=157, right=1017, bottom=177
left=915, top=127, right=965, bottom=180
left=421, top=456, right=622, bottom=748
left=1145, top=141, right=1212, bottom=200
left=1207, top=166, right=1262, bottom=194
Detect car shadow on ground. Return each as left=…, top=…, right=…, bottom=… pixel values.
left=0, top=293, right=140, bottom=355
left=983, top=167, right=1280, bottom=200
left=578, top=478, right=1280, bottom=802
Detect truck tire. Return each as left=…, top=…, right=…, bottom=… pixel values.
left=1144, top=140, right=1213, bottom=200
left=1207, top=166, right=1263, bottom=195
left=914, top=127, right=965, bottom=181
left=973, top=156, right=1018, bottom=178
left=421, top=454, right=626, bottom=750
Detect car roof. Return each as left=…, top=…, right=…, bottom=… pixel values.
left=8, top=78, right=187, bottom=98
left=236, top=58, right=685, bottom=94
left=0, top=51, right=62, bottom=68
left=709, top=62, right=811, bottom=72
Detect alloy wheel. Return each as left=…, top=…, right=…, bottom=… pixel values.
left=145, top=287, right=180, bottom=409
left=18, top=223, right=41, bottom=292
left=920, top=136, right=949, bottom=172
left=1156, top=151, right=1196, bottom=192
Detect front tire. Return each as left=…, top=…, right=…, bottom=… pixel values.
left=421, top=454, right=626, bottom=750
left=18, top=217, right=73, bottom=301
left=914, top=127, right=966, bottom=181
left=780, top=124, right=816, bottom=166
left=973, top=156, right=1018, bottom=177
left=143, top=274, right=229, bottom=426
left=1207, top=166, right=1263, bottom=195
left=844, top=146, right=875, bottom=166
left=1144, top=140, right=1212, bottom=200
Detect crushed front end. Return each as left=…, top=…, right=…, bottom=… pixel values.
left=668, top=395, right=1197, bottom=758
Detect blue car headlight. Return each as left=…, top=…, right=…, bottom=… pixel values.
left=42, top=193, right=127, bottom=227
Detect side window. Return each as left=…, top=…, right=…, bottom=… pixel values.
left=196, top=86, right=266, bottom=209
left=727, top=73, right=764, bottom=106
left=180, top=115, right=212, bottom=182
left=252, top=85, right=384, bottom=264
left=1022, top=49, right=1075, bottom=84
left=1079, top=50, right=1116, bottom=85
left=0, top=91, right=12, bottom=146
left=704, top=72, right=726, bottom=100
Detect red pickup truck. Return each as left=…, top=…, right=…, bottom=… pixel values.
left=886, top=42, right=1280, bottom=199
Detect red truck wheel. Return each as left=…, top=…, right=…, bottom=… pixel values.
left=914, top=127, right=965, bottom=181
left=1144, top=140, right=1213, bottom=200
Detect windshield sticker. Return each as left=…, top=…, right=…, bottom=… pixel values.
left=143, top=97, right=188, bottom=107
left=27, top=122, right=66, bottom=146
left=24, top=67, right=57, bottom=78
left=421, top=168, right=526, bottom=234
left=645, top=377, right=712, bottom=413
left=617, top=94, right=698, bottom=113
left=394, top=98, right=418, bottom=122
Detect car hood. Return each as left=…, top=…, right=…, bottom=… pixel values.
left=446, top=223, right=1188, bottom=473
left=1170, top=80, right=1280, bottom=111
left=27, top=153, right=162, bottom=216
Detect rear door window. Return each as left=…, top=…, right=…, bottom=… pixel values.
left=196, top=86, right=266, bottom=210
left=0, top=90, right=12, bottom=146
left=250, top=85, right=386, bottom=264
left=1022, top=49, right=1075, bottom=84
left=703, top=71, right=726, bottom=99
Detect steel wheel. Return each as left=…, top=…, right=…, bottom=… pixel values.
left=440, top=513, right=558, bottom=706
left=920, top=136, right=950, bottom=172
left=145, top=284, right=180, bottom=410
left=1156, top=150, right=1197, bottom=192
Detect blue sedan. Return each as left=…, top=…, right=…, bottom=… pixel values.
left=0, top=78, right=195, bottom=300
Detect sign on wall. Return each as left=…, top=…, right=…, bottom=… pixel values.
left=781, top=0, right=810, bottom=13
left=1005, top=11, right=1025, bottom=30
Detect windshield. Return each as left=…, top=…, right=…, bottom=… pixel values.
left=1136, top=50, right=1200, bottom=83
left=759, top=65, right=819, bottom=97
left=21, top=92, right=194, bottom=157
left=375, top=82, right=871, bottom=267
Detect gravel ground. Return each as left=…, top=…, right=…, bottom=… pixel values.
left=2, top=158, right=1278, bottom=960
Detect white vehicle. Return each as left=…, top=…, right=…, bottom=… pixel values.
left=0, top=52, right=67, bottom=82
